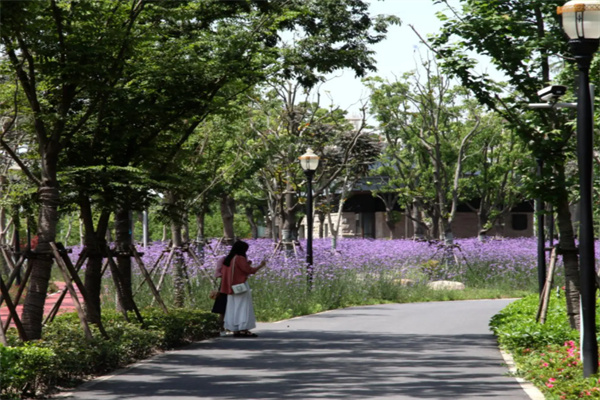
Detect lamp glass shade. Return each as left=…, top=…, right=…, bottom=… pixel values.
left=559, top=0, right=600, bottom=39
left=299, top=148, right=320, bottom=171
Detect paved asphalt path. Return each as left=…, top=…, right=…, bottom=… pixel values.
left=59, top=299, right=532, bottom=400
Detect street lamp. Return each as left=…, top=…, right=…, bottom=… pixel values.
left=558, top=0, right=600, bottom=377
left=299, top=148, right=320, bottom=285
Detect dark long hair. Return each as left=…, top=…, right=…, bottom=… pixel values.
left=223, top=240, right=249, bottom=267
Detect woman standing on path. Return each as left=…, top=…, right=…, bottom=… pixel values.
left=221, top=241, right=266, bottom=337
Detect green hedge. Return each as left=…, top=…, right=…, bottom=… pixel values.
left=0, top=344, right=55, bottom=400
left=0, top=308, right=219, bottom=399
left=489, top=292, right=579, bottom=351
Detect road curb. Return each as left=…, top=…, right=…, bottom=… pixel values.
left=500, top=348, right=546, bottom=400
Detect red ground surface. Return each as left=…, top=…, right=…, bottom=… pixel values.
left=1, top=282, right=81, bottom=329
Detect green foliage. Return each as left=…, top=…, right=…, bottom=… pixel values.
left=0, top=343, right=55, bottom=399
left=141, top=308, right=219, bottom=348
left=430, top=0, right=583, bottom=207
left=514, top=342, right=600, bottom=399
left=0, top=309, right=218, bottom=399
left=1, top=0, right=398, bottom=344
left=202, top=211, right=252, bottom=239
left=251, top=261, right=536, bottom=322
left=490, top=293, right=578, bottom=351
left=490, top=293, right=600, bottom=398
left=365, top=63, right=527, bottom=238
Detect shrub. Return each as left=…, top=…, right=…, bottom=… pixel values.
left=141, top=308, right=219, bottom=348
left=0, top=343, right=55, bottom=399
left=0, top=309, right=218, bottom=398
left=490, top=292, right=578, bottom=351
left=490, top=292, right=600, bottom=398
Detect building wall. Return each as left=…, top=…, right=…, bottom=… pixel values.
left=305, top=210, right=534, bottom=239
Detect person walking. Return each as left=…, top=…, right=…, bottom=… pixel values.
left=220, top=241, right=266, bottom=338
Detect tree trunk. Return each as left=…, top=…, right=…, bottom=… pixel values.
left=165, top=191, right=186, bottom=307
left=195, top=212, right=206, bottom=261
left=267, top=198, right=278, bottom=240
left=259, top=204, right=273, bottom=240
left=282, top=178, right=296, bottom=248
left=220, top=194, right=235, bottom=245
left=245, top=206, right=258, bottom=239
left=80, top=199, right=110, bottom=326
left=377, top=193, right=399, bottom=239
left=63, top=216, right=73, bottom=246
left=317, top=210, right=325, bottom=239
left=21, top=184, right=59, bottom=340
left=411, top=203, right=426, bottom=240
left=171, top=220, right=186, bottom=308
left=196, top=213, right=205, bottom=242
left=0, top=204, right=9, bottom=277
left=79, top=217, right=84, bottom=246
left=114, top=208, right=136, bottom=312
left=182, top=213, right=190, bottom=243
left=477, top=206, right=490, bottom=241
left=556, top=185, right=580, bottom=329
left=431, top=210, right=441, bottom=240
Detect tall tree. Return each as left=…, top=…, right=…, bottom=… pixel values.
left=248, top=82, right=378, bottom=244
left=366, top=59, right=484, bottom=242
left=1, top=0, right=150, bottom=339
left=429, top=0, right=587, bottom=328
left=460, top=112, right=531, bottom=239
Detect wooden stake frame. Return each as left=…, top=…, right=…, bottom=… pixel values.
left=536, top=247, right=558, bottom=324
left=130, top=245, right=169, bottom=313
left=50, top=242, right=98, bottom=340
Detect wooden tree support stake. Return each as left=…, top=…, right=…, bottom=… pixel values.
left=0, top=246, right=28, bottom=278
left=49, top=243, right=95, bottom=341
left=100, top=258, right=110, bottom=277
left=154, top=247, right=176, bottom=293
left=130, top=245, right=168, bottom=313
left=271, top=240, right=300, bottom=258
left=193, top=238, right=218, bottom=257
left=0, top=275, right=27, bottom=343
left=44, top=248, right=89, bottom=325
left=0, top=246, right=32, bottom=342
left=536, top=247, right=558, bottom=324
left=104, top=250, right=145, bottom=324
left=186, top=246, right=218, bottom=287
left=2, top=260, right=33, bottom=333
left=133, top=250, right=166, bottom=297
left=0, top=250, right=27, bottom=306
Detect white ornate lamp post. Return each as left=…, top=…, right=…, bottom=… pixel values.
left=299, top=148, right=320, bottom=285
left=558, top=0, right=600, bottom=377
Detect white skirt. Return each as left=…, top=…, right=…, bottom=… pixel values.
left=224, top=289, right=256, bottom=332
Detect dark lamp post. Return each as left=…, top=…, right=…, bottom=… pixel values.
left=558, top=0, right=600, bottom=377
left=299, top=148, right=320, bottom=285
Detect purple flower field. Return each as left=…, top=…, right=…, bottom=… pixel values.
left=149, top=237, right=546, bottom=283
left=67, top=237, right=555, bottom=319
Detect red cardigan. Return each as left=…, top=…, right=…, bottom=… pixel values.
left=220, top=256, right=259, bottom=295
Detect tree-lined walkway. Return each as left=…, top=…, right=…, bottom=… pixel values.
left=60, top=299, right=539, bottom=400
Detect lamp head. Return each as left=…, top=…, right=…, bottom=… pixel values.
left=558, top=1, right=600, bottom=40
left=299, top=148, right=320, bottom=172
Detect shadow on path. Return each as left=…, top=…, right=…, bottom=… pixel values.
left=64, top=329, right=527, bottom=400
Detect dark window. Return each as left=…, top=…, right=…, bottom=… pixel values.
left=512, top=214, right=528, bottom=231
